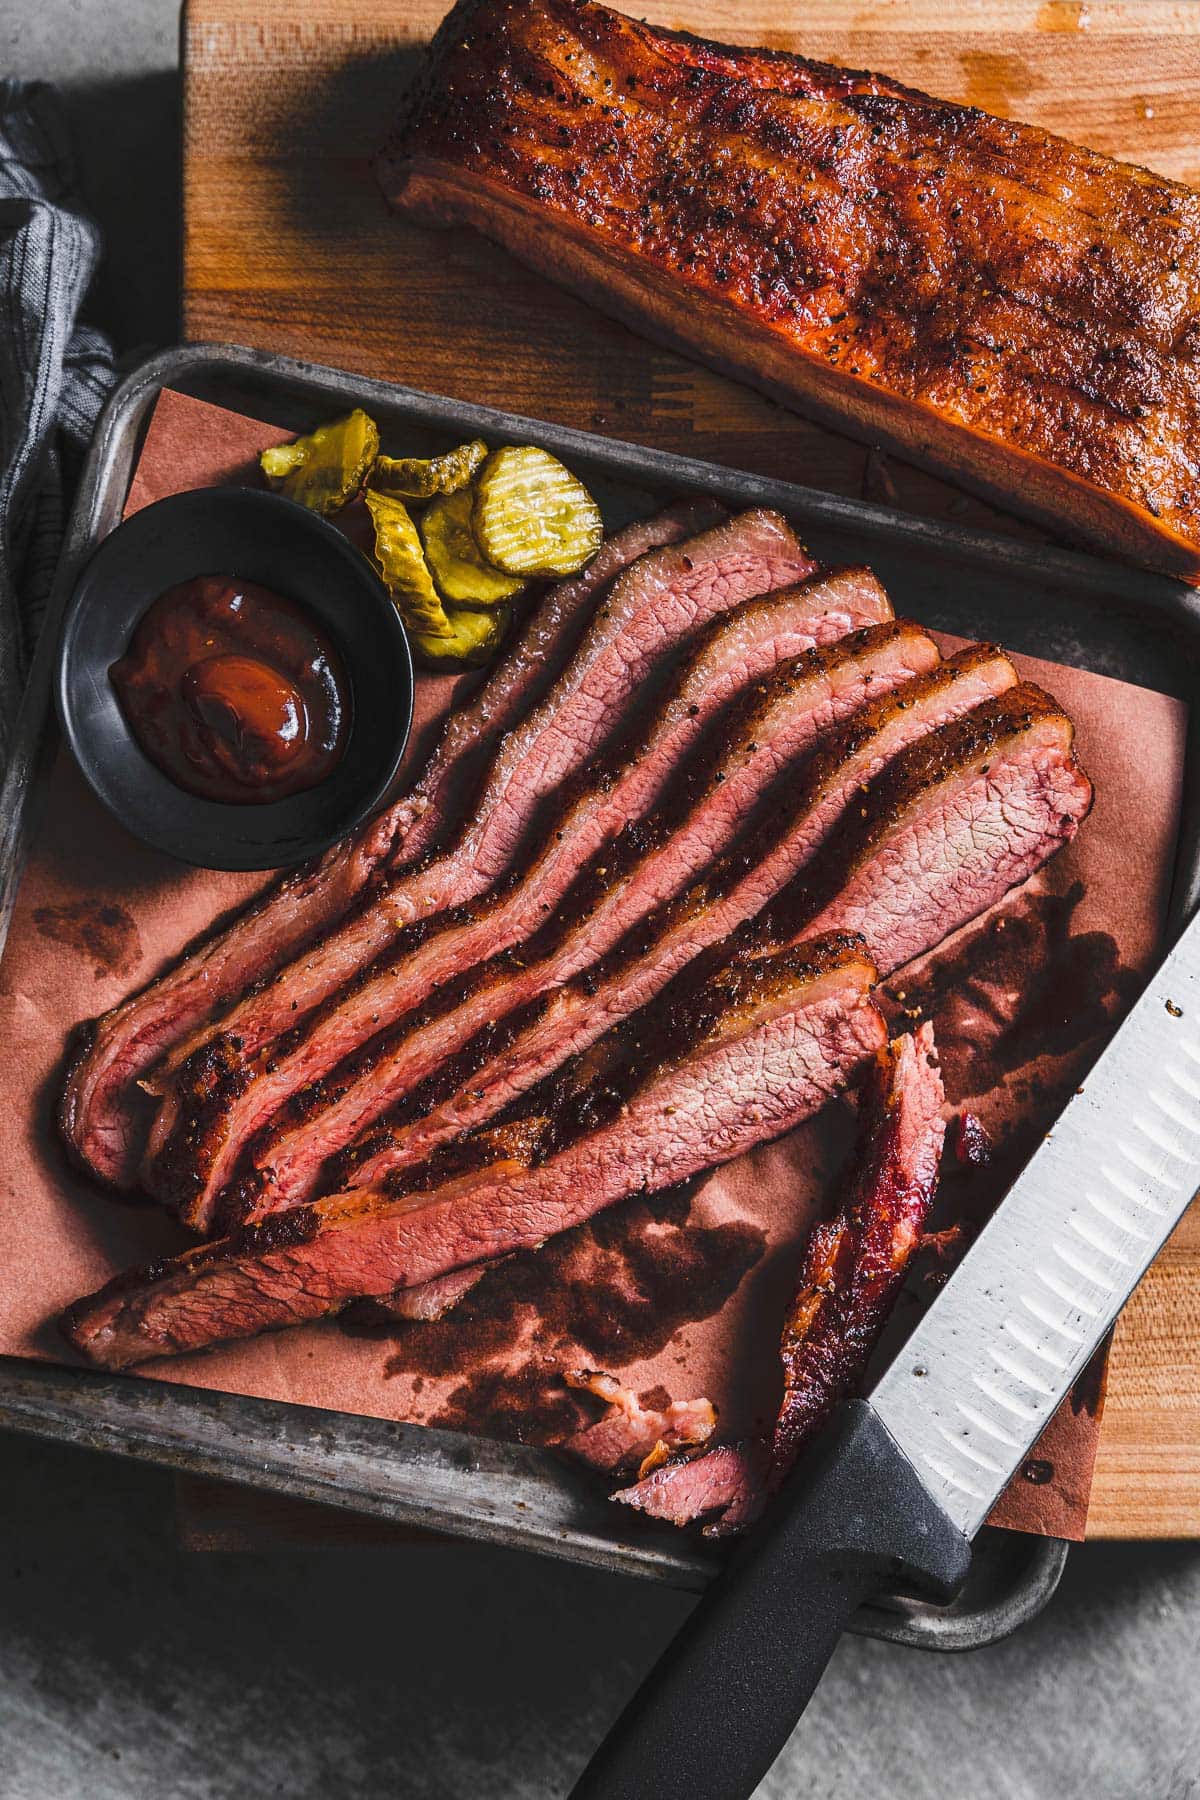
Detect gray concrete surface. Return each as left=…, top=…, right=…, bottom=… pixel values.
left=2, top=2, right=1200, bottom=1795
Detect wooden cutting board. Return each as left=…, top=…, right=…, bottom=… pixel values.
left=182, top=0, right=1200, bottom=1539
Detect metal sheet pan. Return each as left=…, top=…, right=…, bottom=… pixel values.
left=5, top=340, right=1199, bottom=1648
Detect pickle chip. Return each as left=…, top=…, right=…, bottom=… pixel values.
left=472, top=445, right=603, bottom=577
left=370, top=438, right=488, bottom=501
left=409, top=600, right=512, bottom=669
left=419, top=488, right=526, bottom=606
left=260, top=409, right=379, bottom=517
left=367, top=491, right=511, bottom=666
left=365, top=489, right=452, bottom=639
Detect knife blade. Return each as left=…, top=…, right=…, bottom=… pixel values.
left=570, top=906, right=1200, bottom=1800
left=871, top=899, right=1200, bottom=1535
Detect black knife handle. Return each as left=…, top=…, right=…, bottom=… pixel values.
left=569, top=1401, right=972, bottom=1800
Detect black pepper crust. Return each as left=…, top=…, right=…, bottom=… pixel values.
left=381, top=0, right=1200, bottom=574
left=768, top=681, right=1093, bottom=937
left=379, top=928, right=873, bottom=1189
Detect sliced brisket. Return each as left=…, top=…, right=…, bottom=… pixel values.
left=770, top=683, right=1095, bottom=974
left=337, top=671, right=1075, bottom=1330
left=148, top=554, right=860, bottom=1230
left=58, top=502, right=712, bottom=1187
left=399, top=499, right=725, bottom=864
left=772, top=1022, right=945, bottom=1471
left=614, top=1022, right=946, bottom=1532
left=151, top=507, right=815, bottom=1095
left=63, top=935, right=887, bottom=1369
left=333, top=644, right=1016, bottom=1195
left=233, top=615, right=934, bottom=1217
left=560, top=1371, right=717, bottom=1476
left=612, top=1440, right=770, bottom=1533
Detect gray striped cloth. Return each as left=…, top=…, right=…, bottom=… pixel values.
left=0, top=79, right=115, bottom=773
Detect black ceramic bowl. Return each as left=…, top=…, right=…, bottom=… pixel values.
left=57, top=486, right=413, bottom=871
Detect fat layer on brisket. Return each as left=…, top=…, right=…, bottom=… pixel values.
left=560, top=1370, right=717, bottom=1476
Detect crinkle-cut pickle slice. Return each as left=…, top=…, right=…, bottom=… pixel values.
left=419, top=488, right=526, bottom=605
left=365, top=489, right=452, bottom=638
left=366, top=490, right=511, bottom=666
left=370, top=438, right=488, bottom=501
left=259, top=409, right=379, bottom=517
left=472, top=445, right=603, bottom=577
left=411, top=601, right=512, bottom=668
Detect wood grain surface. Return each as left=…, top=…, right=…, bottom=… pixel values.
left=182, top=0, right=1200, bottom=1540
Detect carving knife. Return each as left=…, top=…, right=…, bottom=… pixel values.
left=570, top=906, right=1200, bottom=1800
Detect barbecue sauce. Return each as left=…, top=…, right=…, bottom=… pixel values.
left=110, top=575, right=348, bottom=804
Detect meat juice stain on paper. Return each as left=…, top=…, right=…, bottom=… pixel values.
left=351, top=1186, right=766, bottom=1448
left=889, top=879, right=1139, bottom=1104
left=883, top=877, right=1140, bottom=1261
left=33, top=901, right=143, bottom=982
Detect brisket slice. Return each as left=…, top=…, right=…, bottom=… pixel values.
left=147, top=556, right=852, bottom=1231
left=152, top=507, right=815, bottom=1095
left=233, top=617, right=936, bottom=1218
left=612, top=1440, right=770, bottom=1535
left=383, top=0, right=1200, bottom=578
left=769, top=683, right=1094, bottom=975
left=613, top=1023, right=945, bottom=1533
left=353, top=1261, right=500, bottom=1323
left=62, top=935, right=886, bottom=1370
left=560, top=1371, right=716, bottom=1476
left=331, top=644, right=1016, bottom=1197
left=58, top=501, right=712, bottom=1188
left=399, top=499, right=725, bottom=865
left=772, top=1022, right=945, bottom=1472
